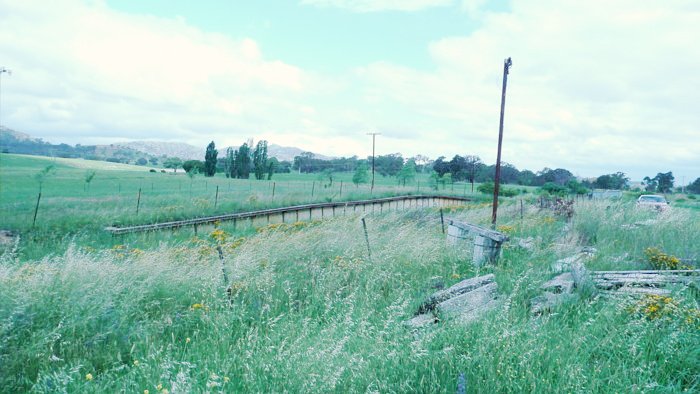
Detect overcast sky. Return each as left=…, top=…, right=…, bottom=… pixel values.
left=1, top=0, right=698, bottom=181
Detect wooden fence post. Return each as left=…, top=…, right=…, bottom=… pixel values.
left=136, top=188, right=142, bottom=215
left=361, top=217, right=372, bottom=261
left=439, top=208, right=445, bottom=234
left=215, top=185, right=219, bottom=208
left=32, top=192, right=42, bottom=227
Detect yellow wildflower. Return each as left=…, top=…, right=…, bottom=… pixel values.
left=131, top=248, right=144, bottom=256
left=186, top=337, right=191, bottom=344
left=224, top=376, right=230, bottom=383
left=644, top=247, right=691, bottom=270
left=210, top=229, right=229, bottom=243
left=133, top=360, right=139, bottom=366
left=497, top=225, right=515, bottom=234
left=85, top=373, right=93, bottom=381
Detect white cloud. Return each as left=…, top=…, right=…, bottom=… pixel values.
left=0, top=0, right=698, bottom=181
left=351, top=0, right=700, bottom=179
left=300, top=0, right=452, bottom=12
left=0, top=0, right=318, bottom=147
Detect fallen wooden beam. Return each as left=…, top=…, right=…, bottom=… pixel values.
left=419, top=274, right=495, bottom=312
left=446, top=219, right=508, bottom=243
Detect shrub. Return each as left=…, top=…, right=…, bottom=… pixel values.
left=149, top=169, right=156, bottom=173
left=477, top=182, right=518, bottom=197
left=540, top=182, right=568, bottom=196
left=477, top=182, right=494, bottom=194
left=644, top=247, right=691, bottom=270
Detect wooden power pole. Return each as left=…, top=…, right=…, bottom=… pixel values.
left=491, top=57, right=513, bottom=227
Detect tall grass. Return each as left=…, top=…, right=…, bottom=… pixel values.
left=1, top=203, right=698, bottom=392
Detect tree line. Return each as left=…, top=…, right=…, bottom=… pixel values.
left=159, top=143, right=698, bottom=195
left=162, top=140, right=290, bottom=180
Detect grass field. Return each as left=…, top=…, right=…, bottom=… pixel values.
left=0, top=153, right=493, bottom=259
left=1, top=154, right=698, bottom=392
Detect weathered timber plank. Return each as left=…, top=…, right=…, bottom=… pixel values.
left=436, top=281, right=498, bottom=317
left=421, top=274, right=495, bottom=312
left=592, top=270, right=699, bottom=276
left=601, top=287, right=671, bottom=296
left=446, top=219, right=508, bottom=242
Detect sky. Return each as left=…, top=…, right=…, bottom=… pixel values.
left=0, top=0, right=698, bottom=181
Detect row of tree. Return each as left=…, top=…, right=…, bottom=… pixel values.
left=161, top=140, right=281, bottom=180
left=161, top=146, right=697, bottom=194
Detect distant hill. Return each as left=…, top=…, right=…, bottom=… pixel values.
left=0, top=128, right=333, bottom=165
left=117, top=141, right=202, bottom=161
left=0, top=127, right=34, bottom=142
left=119, top=140, right=333, bottom=162
left=0, top=127, right=159, bottom=165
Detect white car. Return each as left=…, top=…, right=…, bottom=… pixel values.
left=636, top=195, right=669, bottom=211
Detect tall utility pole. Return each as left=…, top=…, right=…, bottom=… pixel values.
left=491, top=57, right=512, bottom=227
left=0, top=67, right=11, bottom=130
left=367, top=132, right=381, bottom=192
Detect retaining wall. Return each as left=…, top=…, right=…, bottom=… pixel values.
left=105, top=195, right=470, bottom=235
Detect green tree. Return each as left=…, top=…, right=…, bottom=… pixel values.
left=541, top=182, right=568, bottom=196
left=224, top=147, right=235, bottom=178
left=432, top=157, right=450, bottom=177
left=163, top=157, right=183, bottom=173
left=687, top=177, right=700, bottom=194
left=397, top=159, right=417, bottom=186
left=374, top=153, right=403, bottom=177
left=253, top=140, right=268, bottom=180
left=234, top=143, right=252, bottom=179
left=642, top=176, right=657, bottom=192
left=136, top=158, right=147, bottom=166
left=183, top=160, right=205, bottom=174
left=428, top=171, right=440, bottom=190
left=204, top=141, right=218, bottom=177
left=266, top=157, right=278, bottom=180
left=464, top=155, right=483, bottom=192
left=594, top=172, right=629, bottom=189
left=352, top=163, right=369, bottom=187
left=320, top=168, right=334, bottom=186
left=566, top=179, right=588, bottom=195
left=34, top=164, right=56, bottom=192
left=186, top=166, right=198, bottom=197
left=654, top=172, right=674, bottom=193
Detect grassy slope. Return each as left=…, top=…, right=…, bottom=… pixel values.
left=1, top=202, right=698, bottom=392
left=0, top=153, right=493, bottom=259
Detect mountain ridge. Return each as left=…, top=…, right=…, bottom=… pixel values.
left=0, top=127, right=333, bottom=162
left=116, top=140, right=333, bottom=162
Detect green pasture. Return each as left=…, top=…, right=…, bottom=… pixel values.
left=0, top=196, right=698, bottom=392
left=0, top=153, right=496, bottom=258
